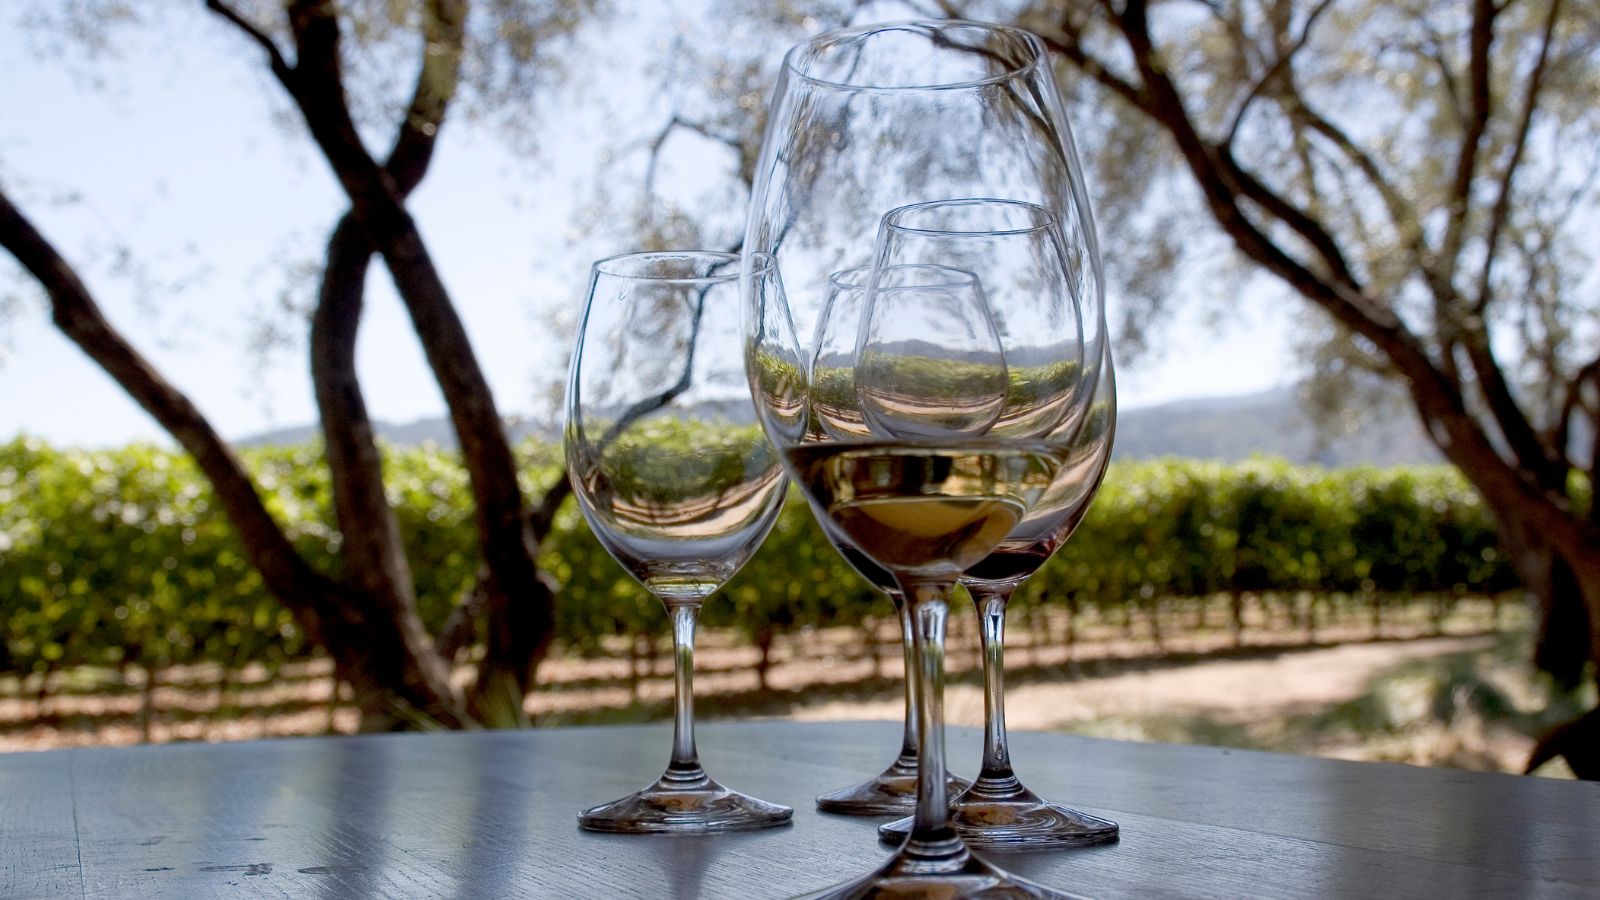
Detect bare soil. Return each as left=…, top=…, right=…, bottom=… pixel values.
left=1, top=597, right=1568, bottom=776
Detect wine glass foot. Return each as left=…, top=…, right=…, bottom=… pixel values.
left=816, top=757, right=973, bottom=816
left=799, top=836, right=1080, bottom=899
left=877, top=782, right=1118, bottom=849
left=578, top=771, right=792, bottom=834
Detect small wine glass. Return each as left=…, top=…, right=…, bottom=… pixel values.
left=870, top=199, right=1098, bottom=445
left=868, top=198, right=1116, bottom=851
left=812, top=266, right=974, bottom=816
left=566, top=250, right=792, bottom=833
left=879, top=344, right=1119, bottom=849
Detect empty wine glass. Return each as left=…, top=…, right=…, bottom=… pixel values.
left=871, top=199, right=1093, bottom=443
left=813, top=267, right=974, bottom=816
left=880, top=344, right=1119, bottom=849
left=567, top=251, right=792, bottom=833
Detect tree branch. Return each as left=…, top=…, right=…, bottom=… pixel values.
left=1107, top=2, right=1366, bottom=300
left=204, top=0, right=292, bottom=80
left=0, top=186, right=334, bottom=642
left=1553, top=354, right=1600, bottom=471
left=1447, top=0, right=1567, bottom=489
left=1222, top=0, right=1337, bottom=148
left=1283, top=97, right=1435, bottom=280
left=308, top=0, right=464, bottom=614
left=642, top=115, right=745, bottom=200
left=1438, top=0, right=1500, bottom=286
left=1474, top=0, right=1563, bottom=311
left=211, top=0, right=554, bottom=713
left=528, top=474, right=572, bottom=542
left=1036, top=21, right=1146, bottom=111
left=1060, top=0, right=1597, bottom=579
left=386, top=0, right=466, bottom=191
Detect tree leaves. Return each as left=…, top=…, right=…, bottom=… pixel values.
left=0, top=438, right=1515, bottom=677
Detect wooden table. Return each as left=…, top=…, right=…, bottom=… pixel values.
left=2, top=721, right=1596, bottom=898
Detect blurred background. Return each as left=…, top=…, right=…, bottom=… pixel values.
left=0, top=1, right=1595, bottom=778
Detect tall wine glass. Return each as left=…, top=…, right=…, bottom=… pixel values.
left=566, top=251, right=792, bottom=833
left=745, top=20, right=1108, bottom=893
left=813, top=266, right=973, bottom=816
left=777, top=283, right=1071, bottom=898
left=880, top=344, right=1118, bottom=848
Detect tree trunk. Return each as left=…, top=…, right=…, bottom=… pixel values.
left=139, top=666, right=157, bottom=744
left=1491, top=512, right=1596, bottom=688
left=628, top=636, right=644, bottom=702
left=755, top=626, right=775, bottom=693
left=209, top=0, right=558, bottom=724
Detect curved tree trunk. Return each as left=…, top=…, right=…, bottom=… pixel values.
left=211, top=0, right=558, bottom=724
left=1023, top=0, right=1600, bottom=775
left=0, top=188, right=471, bottom=728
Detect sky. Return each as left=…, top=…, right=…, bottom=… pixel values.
left=0, top=2, right=1298, bottom=448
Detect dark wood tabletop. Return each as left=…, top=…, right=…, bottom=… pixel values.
left=2, top=720, right=1596, bottom=898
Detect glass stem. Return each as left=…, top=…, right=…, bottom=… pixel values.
left=975, top=586, right=1017, bottom=784
left=666, top=601, right=705, bottom=782
left=899, top=578, right=960, bottom=848
left=891, top=590, right=920, bottom=765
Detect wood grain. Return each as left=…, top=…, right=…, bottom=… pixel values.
left=1, top=722, right=1595, bottom=898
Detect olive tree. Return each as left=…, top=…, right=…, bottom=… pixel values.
left=0, top=0, right=599, bottom=728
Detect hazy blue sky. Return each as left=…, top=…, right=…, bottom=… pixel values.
left=0, top=2, right=1297, bottom=448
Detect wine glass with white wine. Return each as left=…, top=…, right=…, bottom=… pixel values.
left=810, top=265, right=978, bottom=816
left=744, top=22, right=1109, bottom=894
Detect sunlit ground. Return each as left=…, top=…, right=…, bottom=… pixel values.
left=0, top=597, right=1588, bottom=780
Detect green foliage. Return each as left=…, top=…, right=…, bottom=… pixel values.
left=0, top=438, right=1518, bottom=678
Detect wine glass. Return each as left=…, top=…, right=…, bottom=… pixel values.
left=566, top=250, right=792, bottom=833
left=867, top=199, right=1117, bottom=849
left=743, top=19, right=1108, bottom=894
left=813, top=266, right=974, bottom=815
left=879, top=343, right=1119, bottom=848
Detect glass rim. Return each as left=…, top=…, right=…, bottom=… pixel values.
left=883, top=198, right=1057, bottom=237
left=827, top=263, right=980, bottom=290
left=592, top=250, right=774, bottom=283
left=782, top=19, right=1046, bottom=94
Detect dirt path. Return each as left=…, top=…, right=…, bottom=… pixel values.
left=786, top=634, right=1497, bottom=730
left=778, top=632, right=1564, bottom=775
left=6, top=600, right=1557, bottom=774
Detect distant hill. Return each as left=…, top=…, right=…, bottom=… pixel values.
left=241, top=416, right=555, bottom=450
left=1112, top=386, right=1441, bottom=466
left=240, top=386, right=1445, bottom=467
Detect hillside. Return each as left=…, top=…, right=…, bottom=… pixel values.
left=1111, top=387, right=1441, bottom=466
left=241, top=387, right=1444, bottom=467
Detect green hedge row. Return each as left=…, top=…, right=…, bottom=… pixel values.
left=0, top=438, right=1516, bottom=677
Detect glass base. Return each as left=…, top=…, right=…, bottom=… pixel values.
left=816, top=753, right=974, bottom=816
left=799, top=832, right=1079, bottom=899
left=877, top=778, right=1118, bottom=849
left=578, top=768, right=793, bottom=834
